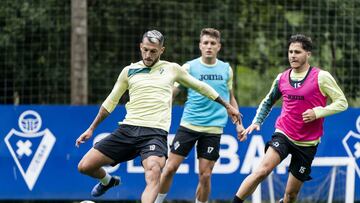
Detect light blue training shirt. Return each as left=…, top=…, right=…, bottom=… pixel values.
left=181, top=57, right=231, bottom=127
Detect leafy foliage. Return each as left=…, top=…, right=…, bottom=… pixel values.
left=0, top=0, right=358, bottom=106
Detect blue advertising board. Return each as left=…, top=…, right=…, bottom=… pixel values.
left=0, top=105, right=359, bottom=201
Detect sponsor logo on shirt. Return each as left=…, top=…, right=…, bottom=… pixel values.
left=287, top=94, right=305, bottom=100
left=199, top=74, right=223, bottom=81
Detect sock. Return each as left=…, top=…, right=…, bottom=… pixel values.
left=154, top=193, right=167, bottom=203
left=100, top=173, right=112, bottom=185
left=232, top=195, right=244, bottom=203
left=195, top=199, right=208, bottom=203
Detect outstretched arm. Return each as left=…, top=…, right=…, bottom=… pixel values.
left=252, top=74, right=282, bottom=125
left=214, top=96, right=241, bottom=124
left=241, top=74, right=282, bottom=136
left=172, top=63, right=188, bottom=102
left=229, top=90, right=246, bottom=141
left=75, top=106, right=109, bottom=147
left=75, top=67, right=129, bottom=147
left=174, top=64, right=240, bottom=124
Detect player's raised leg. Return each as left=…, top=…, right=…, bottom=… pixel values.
left=78, top=148, right=120, bottom=197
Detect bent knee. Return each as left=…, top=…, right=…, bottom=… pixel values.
left=145, top=164, right=162, bottom=182
left=152, top=164, right=162, bottom=173
left=78, top=160, right=93, bottom=174
left=77, top=161, right=87, bottom=174
left=253, top=168, right=272, bottom=180
left=163, top=164, right=179, bottom=176
left=199, top=171, right=212, bottom=182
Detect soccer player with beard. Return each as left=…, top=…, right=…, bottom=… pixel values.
left=232, top=34, right=348, bottom=203
left=75, top=30, right=241, bottom=203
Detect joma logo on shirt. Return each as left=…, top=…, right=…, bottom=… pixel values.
left=287, top=94, right=304, bottom=100
left=199, top=74, right=223, bottom=81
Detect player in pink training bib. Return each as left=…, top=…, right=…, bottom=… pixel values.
left=232, top=34, right=348, bottom=203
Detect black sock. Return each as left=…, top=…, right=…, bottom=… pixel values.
left=232, top=195, right=244, bottom=203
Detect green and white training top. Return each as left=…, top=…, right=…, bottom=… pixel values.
left=102, top=60, right=219, bottom=132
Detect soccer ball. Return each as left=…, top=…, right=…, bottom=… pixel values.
left=80, top=201, right=95, bottom=203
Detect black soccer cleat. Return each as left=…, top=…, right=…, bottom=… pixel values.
left=91, top=176, right=121, bottom=197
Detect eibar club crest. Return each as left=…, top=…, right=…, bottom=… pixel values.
left=4, top=110, right=56, bottom=190
left=342, top=115, right=360, bottom=177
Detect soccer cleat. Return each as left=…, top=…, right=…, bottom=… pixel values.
left=279, top=198, right=284, bottom=203
left=91, top=176, right=121, bottom=197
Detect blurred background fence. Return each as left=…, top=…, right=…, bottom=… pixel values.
left=0, top=0, right=359, bottom=106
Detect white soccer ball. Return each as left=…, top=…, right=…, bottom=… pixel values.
left=80, top=201, right=95, bottom=203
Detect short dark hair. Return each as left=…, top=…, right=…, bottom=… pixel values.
left=200, top=28, right=221, bottom=42
left=142, top=30, right=164, bottom=46
left=288, top=34, right=313, bottom=51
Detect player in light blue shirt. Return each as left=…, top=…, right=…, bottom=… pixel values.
left=155, top=28, right=246, bottom=203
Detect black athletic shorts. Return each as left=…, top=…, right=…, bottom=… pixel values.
left=170, top=126, right=221, bottom=161
left=265, top=132, right=318, bottom=182
left=94, top=124, right=168, bottom=165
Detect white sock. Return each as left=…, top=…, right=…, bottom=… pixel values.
left=154, top=193, right=167, bottom=203
left=196, top=198, right=208, bottom=203
left=100, top=173, right=112, bottom=185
